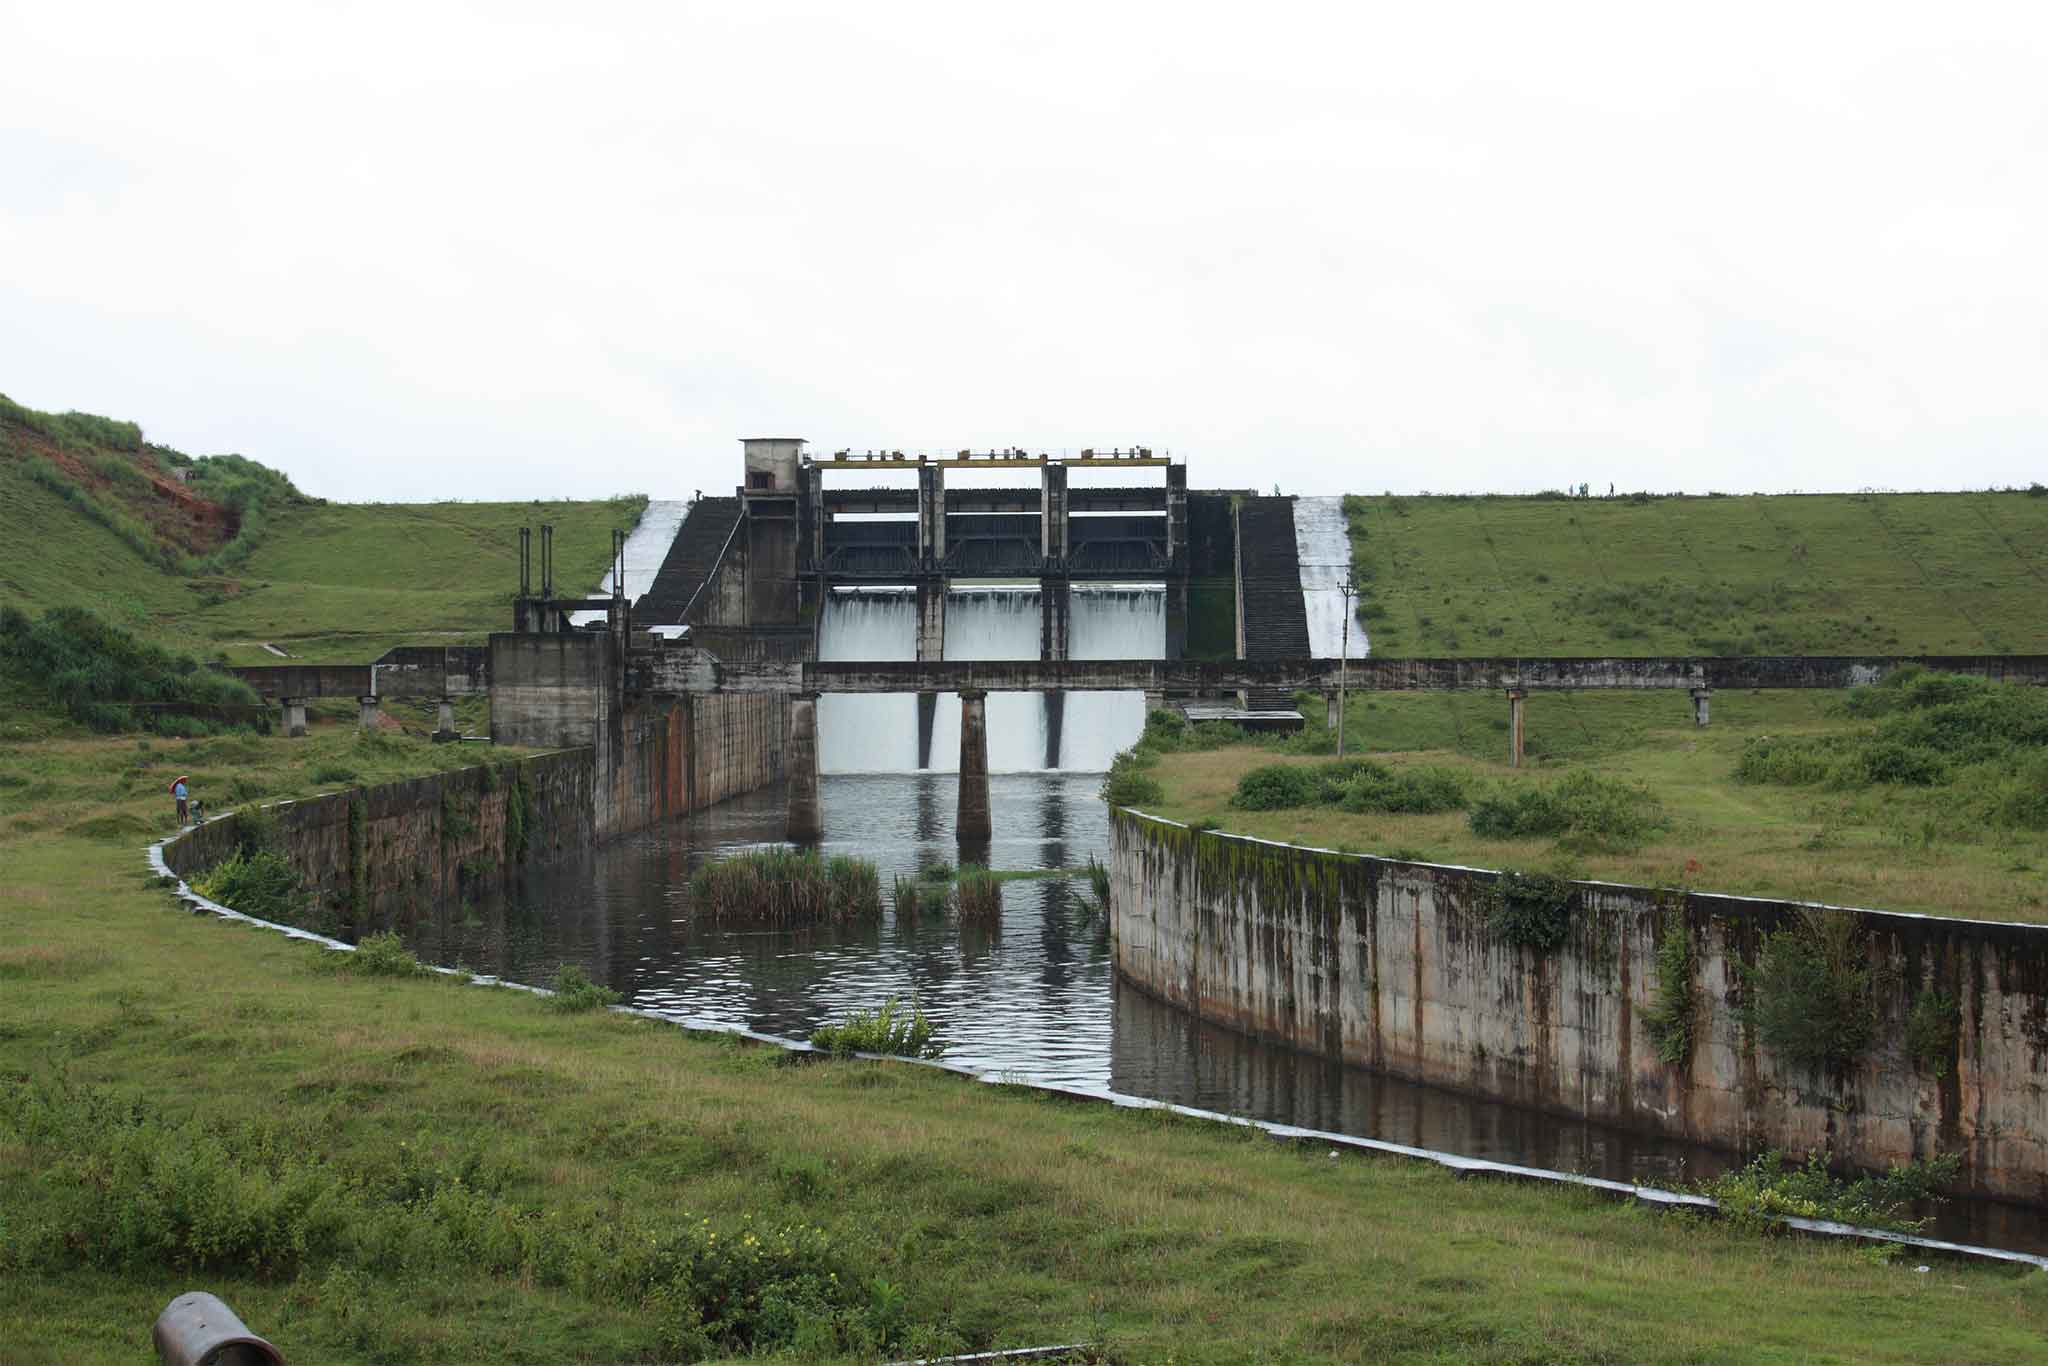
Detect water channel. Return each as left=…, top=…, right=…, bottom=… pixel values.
left=395, top=769, right=2048, bottom=1256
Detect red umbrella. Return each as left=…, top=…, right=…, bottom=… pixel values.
left=168, top=774, right=189, bottom=794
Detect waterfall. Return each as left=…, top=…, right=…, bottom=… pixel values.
left=817, top=589, right=918, bottom=774
left=566, top=499, right=690, bottom=627
left=815, top=584, right=1162, bottom=773
left=1294, top=495, right=1369, bottom=658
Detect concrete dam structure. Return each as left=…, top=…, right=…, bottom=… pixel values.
left=1109, top=809, right=2048, bottom=1204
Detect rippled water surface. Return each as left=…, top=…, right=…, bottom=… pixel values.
left=398, top=772, right=2048, bottom=1254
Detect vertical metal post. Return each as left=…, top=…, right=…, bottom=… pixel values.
left=540, top=524, right=554, bottom=599
left=1507, top=688, right=1527, bottom=767
left=519, top=526, right=532, bottom=597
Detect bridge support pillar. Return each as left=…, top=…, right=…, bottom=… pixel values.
left=916, top=576, right=945, bottom=769
left=434, top=697, right=458, bottom=742
left=786, top=692, right=822, bottom=842
left=1041, top=463, right=1069, bottom=562
left=1506, top=688, right=1526, bottom=768
left=280, top=697, right=307, bottom=739
left=1691, top=687, right=1712, bottom=728
left=1326, top=692, right=1340, bottom=732
left=1039, top=576, right=1070, bottom=661
left=957, top=689, right=992, bottom=844
left=1143, top=689, right=1167, bottom=716
left=1043, top=691, right=1065, bottom=769
left=357, top=695, right=381, bottom=732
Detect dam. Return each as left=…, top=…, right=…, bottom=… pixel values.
left=203, top=437, right=2048, bottom=1250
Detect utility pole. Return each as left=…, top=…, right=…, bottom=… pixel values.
left=1336, top=574, right=1358, bottom=758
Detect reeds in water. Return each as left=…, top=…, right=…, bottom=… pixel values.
left=808, top=995, right=944, bottom=1059
left=688, top=848, right=883, bottom=925
left=953, top=864, right=1003, bottom=924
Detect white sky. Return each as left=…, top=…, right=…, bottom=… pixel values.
left=3, top=2, right=2044, bottom=502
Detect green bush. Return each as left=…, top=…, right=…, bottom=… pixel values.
left=192, top=848, right=304, bottom=923
left=1340, top=762, right=1467, bottom=814
left=340, top=931, right=428, bottom=977
left=1746, top=911, right=1875, bottom=1073
left=1468, top=771, right=1664, bottom=851
left=309, top=764, right=359, bottom=785
left=0, top=605, right=260, bottom=732
left=1906, top=990, right=1960, bottom=1078
left=1482, top=870, right=1576, bottom=954
left=1101, top=751, right=1164, bottom=807
left=546, top=963, right=622, bottom=1013
left=1230, top=763, right=1323, bottom=811
left=1642, top=910, right=1696, bottom=1066
left=809, top=997, right=944, bottom=1059
left=1703, top=1149, right=1960, bottom=1235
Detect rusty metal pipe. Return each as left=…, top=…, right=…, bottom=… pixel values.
left=153, top=1292, right=283, bottom=1365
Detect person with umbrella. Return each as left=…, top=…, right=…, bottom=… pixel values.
left=170, top=774, right=189, bottom=826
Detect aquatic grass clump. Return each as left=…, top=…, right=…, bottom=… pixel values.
left=1702, top=1149, right=1960, bottom=1236
left=808, top=996, right=944, bottom=1059
left=953, top=865, right=1003, bottom=923
left=825, top=855, right=882, bottom=919
left=687, top=849, right=884, bottom=925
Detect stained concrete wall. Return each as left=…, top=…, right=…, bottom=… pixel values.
left=162, top=750, right=593, bottom=933
left=489, top=631, right=786, bottom=840
left=1110, top=809, right=2048, bottom=1203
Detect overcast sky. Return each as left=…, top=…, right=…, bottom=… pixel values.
left=3, top=3, right=2044, bottom=503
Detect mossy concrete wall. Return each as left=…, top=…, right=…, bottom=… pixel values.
left=163, top=750, right=593, bottom=933
left=1110, top=808, right=2048, bottom=1203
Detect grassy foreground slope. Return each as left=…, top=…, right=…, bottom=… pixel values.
left=1345, top=491, right=2048, bottom=657
left=4, top=737, right=2048, bottom=1362
left=1, top=393, right=645, bottom=664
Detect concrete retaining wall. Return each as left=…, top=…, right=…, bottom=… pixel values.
left=162, top=750, right=594, bottom=933
left=1110, top=808, right=2048, bottom=1203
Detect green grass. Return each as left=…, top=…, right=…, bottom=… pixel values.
left=1142, top=689, right=2048, bottom=922
left=1344, top=491, right=2048, bottom=657
left=1, top=395, right=644, bottom=665
left=7, top=762, right=2048, bottom=1360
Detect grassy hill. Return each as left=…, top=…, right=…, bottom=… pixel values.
left=1, top=394, right=645, bottom=664
left=1344, top=491, right=2048, bottom=657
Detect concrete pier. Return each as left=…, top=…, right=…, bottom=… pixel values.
left=1039, top=576, right=1070, bottom=661
left=281, top=697, right=307, bottom=738
left=956, top=688, right=992, bottom=843
left=915, top=576, right=945, bottom=769
left=1040, top=463, right=1069, bottom=561
left=434, top=697, right=457, bottom=741
left=1506, top=687, right=1526, bottom=767
left=1692, top=686, right=1712, bottom=727
left=1043, top=692, right=1065, bottom=770
left=357, top=695, right=380, bottom=731
left=786, top=692, right=822, bottom=842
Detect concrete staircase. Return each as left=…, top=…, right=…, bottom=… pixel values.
left=633, top=496, right=742, bottom=625
left=1236, top=497, right=1310, bottom=711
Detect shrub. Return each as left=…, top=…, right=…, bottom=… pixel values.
left=546, top=963, right=622, bottom=1013
left=1703, top=1149, right=1960, bottom=1235
left=1468, top=771, right=1665, bottom=851
left=310, top=764, right=359, bottom=785
left=0, top=605, right=260, bottom=732
left=1482, top=870, right=1576, bottom=954
left=1906, top=990, right=1960, bottom=1078
left=192, top=848, right=304, bottom=923
left=1642, top=910, right=1696, bottom=1066
left=1340, top=763, right=1467, bottom=814
left=1101, top=751, right=1164, bottom=807
left=808, top=997, right=944, bottom=1059
left=953, top=865, right=1003, bottom=923
left=341, top=931, right=428, bottom=977
left=1746, top=910, right=1875, bottom=1073
left=1734, top=737, right=1835, bottom=786
left=1230, top=763, right=1322, bottom=810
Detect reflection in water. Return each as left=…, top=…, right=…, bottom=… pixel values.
left=397, top=772, right=2048, bottom=1254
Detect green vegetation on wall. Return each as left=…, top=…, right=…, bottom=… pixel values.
left=1745, top=910, right=1877, bottom=1074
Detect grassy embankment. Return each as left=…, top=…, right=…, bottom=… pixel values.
left=1340, top=489, right=2048, bottom=658
left=7, top=751, right=2048, bottom=1362
left=1, top=392, right=645, bottom=665
left=1130, top=681, right=2048, bottom=923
